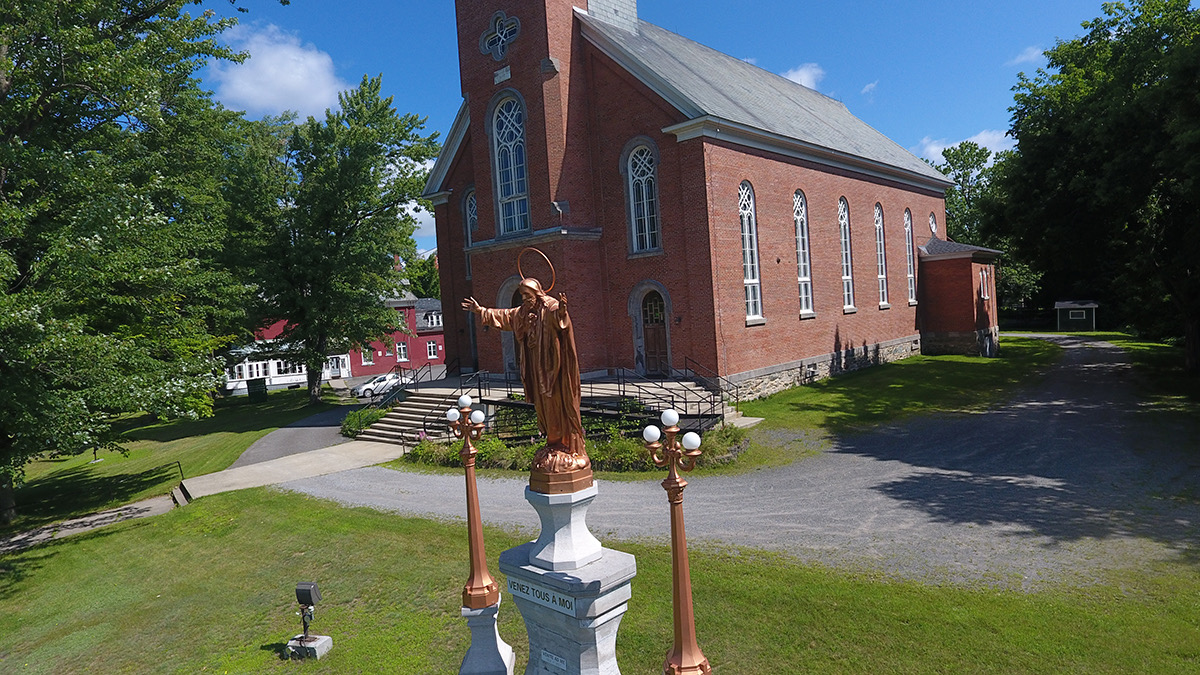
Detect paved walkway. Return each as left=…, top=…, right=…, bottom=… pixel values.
left=282, top=336, right=1200, bottom=589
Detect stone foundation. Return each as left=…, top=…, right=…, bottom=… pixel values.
left=730, top=334, right=922, bottom=401
left=921, top=327, right=999, bottom=357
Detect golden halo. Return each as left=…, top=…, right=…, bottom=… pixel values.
left=517, top=247, right=555, bottom=293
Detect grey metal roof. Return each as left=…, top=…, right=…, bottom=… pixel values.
left=1054, top=301, right=1099, bottom=309
left=577, top=11, right=950, bottom=187
left=415, top=298, right=442, bottom=312
left=919, top=236, right=1001, bottom=257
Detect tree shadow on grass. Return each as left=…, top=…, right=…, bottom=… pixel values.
left=0, top=525, right=130, bottom=601
left=4, top=464, right=178, bottom=536
left=832, top=337, right=1200, bottom=567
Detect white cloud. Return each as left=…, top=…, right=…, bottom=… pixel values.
left=742, top=57, right=758, bottom=65
left=1006, top=46, right=1044, bottom=67
left=210, top=24, right=348, bottom=118
left=781, top=63, right=825, bottom=90
left=860, top=80, right=878, bottom=95
left=913, top=129, right=1015, bottom=163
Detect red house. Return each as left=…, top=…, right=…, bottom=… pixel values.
left=424, top=0, right=995, bottom=400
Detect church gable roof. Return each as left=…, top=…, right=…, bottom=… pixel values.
left=577, top=10, right=951, bottom=190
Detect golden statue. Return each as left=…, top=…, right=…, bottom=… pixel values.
left=462, top=249, right=592, bottom=493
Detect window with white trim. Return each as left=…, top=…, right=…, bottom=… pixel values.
left=397, top=342, right=408, bottom=362
left=464, top=190, right=477, bottom=278
left=874, top=203, right=889, bottom=306
left=838, top=198, right=855, bottom=309
left=793, top=190, right=813, bottom=314
left=492, top=98, right=529, bottom=235
left=627, top=145, right=661, bottom=252
left=361, top=349, right=374, bottom=366
left=904, top=209, right=916, bottom=303
left=427, top=341, right=439, bottom=360
left=980, top=267, right=992, bottom=300
left=738, top=182, right=763, bottom=319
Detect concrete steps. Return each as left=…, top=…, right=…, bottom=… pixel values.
left=357, top=390, right=458, bottom=446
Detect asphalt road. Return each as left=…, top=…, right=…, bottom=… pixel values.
left=282, top=335, right=1200, bottom=589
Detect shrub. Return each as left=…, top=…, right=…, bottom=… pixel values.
left=695, top=424, right=749, bottom=467
left=340, top=407, right=389, bottom=438
left=588, top=431, right=653, bottom=471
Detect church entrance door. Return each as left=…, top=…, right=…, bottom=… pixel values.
left=642, top=291, right=668, bottom=376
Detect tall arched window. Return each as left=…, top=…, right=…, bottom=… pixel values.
left=874, top=203, right=889, bottom=307
left=794, top=190, right=813, bottom=315
left=739, top=181, right=762, bottom=319
left=839, top=197, right=855, bottom=310
left=492, top=97, right=529, bottom=235
left=627, top=145, right=660, bottom=252
left=904, top=209, right=916, bottom=303
left=463, top=189, right=477, bottom=279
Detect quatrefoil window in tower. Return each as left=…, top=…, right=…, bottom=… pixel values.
left=480, top=11, right=521, bottom=61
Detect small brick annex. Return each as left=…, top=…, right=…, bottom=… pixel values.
left=425, top=0, right=997, bottom=398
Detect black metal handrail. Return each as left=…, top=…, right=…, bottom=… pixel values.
left=420, top=369, right=489, bottom=439
left=151, top=460, right=185, bottom=482
left=684, top=356, right=741, bottom=413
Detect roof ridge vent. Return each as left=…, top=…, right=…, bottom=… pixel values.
left=586, top=0, right=638, bottom=33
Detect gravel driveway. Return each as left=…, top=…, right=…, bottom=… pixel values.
left=282, top=336, right=1200, bottom=589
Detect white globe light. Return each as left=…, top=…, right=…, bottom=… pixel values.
left=446, top=408, right=461, bottom=422
left=660, top=409, right=680, bottom=427
left=643, top=425, right=661, bottom=443
left=682, top=432, right=702, bottom=451
left=470, top=410, right=485, bottom=424
left=457, top=394, right=473, bottom=408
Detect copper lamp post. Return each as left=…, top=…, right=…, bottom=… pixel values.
left=644, top=410, right=712, bottom=675
left=447, top=395, right=500, bottom=609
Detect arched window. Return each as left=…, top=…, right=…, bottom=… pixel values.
left=904, top=209, right=916, bottom=303
left=793, top=190, right=813, bottom=315
left=739, top=182, right=762, bottom=319
left=492, top=97, right=529, bottom=235
left=463, top=189, right=477, bottom=279
left=874, top=203, right=889, bottom=307
left=627, top=145, right=660, bottom=252
left=839, top=197, right=855, bottom=310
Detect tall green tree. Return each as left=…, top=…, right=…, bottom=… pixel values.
left=998, top=0, right=1200, bottom=371
left=0, top=1, right=258, bottom=524
left=229, top=76, right=439, bottom=404
left=404, top=253, right=442, bottom=300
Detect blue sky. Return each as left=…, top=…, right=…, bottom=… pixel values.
left=198, top=0, right=1112, bottom=251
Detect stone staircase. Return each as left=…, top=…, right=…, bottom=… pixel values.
left=356, top=390, right=458, bottom=446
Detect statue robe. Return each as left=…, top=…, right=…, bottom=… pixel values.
left=478, top=295, right=585, bottom=456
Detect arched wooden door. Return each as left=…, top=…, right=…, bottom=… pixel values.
left=641, top=291, right=668, bottom=376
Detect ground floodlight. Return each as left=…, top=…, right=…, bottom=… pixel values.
left=296, top=582, right=321, bottom=606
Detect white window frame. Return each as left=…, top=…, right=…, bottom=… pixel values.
left=793, top=190, right=814, bottom=316
left=838, top=198, right=855, bottom=311
left=464, top=190, right=477, bottom=279
left=627, top=145, right=661, bottom=253
left=427, top=341, right=439, bottom=360
left=904, top=209, right=917, bottom=304
left=361, top=349, right=374, bottom=366
left=397, top=342, right=409, bottom=362
left=874, top=203, right=889, bottom=308
left=738, top=181, right=763, bottom=320
left=492, top=98, right=530, bottom=235
left=1069, top=309, right=1085, bottom=320
left=980, top=267, right=992, bottom=300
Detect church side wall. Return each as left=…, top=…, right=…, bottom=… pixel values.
left=699, top=139, right=944, bottom=388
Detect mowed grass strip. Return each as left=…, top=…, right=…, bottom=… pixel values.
left=6, top=390, right=341, bottom=535
left=0, top=488, right=1197, bottom=674
left=740, top=336, right=1063, bottom=432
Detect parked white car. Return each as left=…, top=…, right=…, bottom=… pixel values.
left=351, top=373, right=408, bottom=398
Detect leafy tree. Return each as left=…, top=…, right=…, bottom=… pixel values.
left=936, top=141, right=992, bottom=246
left=228, top=76, right=439, bottom=404
left=404, top=253, right=442, bottom=299
left=998, top=0, right=1200, bottom=370
left=0, top=1, right=259, bottom=524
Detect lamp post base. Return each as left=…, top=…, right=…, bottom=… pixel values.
left=461, top=598, right=516, bottom=675
left=286, top=634, right=333, bottom=660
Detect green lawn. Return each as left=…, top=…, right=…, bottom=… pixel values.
left=740, top=335, right=1063, bottom=431
left=5, top=390, right=343, bottom=536
left=1, top=488, right=1196, bottom=674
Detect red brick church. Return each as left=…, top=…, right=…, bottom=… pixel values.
left=425, top=0, right=998, bottom=398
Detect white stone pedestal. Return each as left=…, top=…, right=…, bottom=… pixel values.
left=286, top=634, right=332, bottom=660
left=525, top=486, right=603, bottom=571
left=461, top=598, right=516, bottom=675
